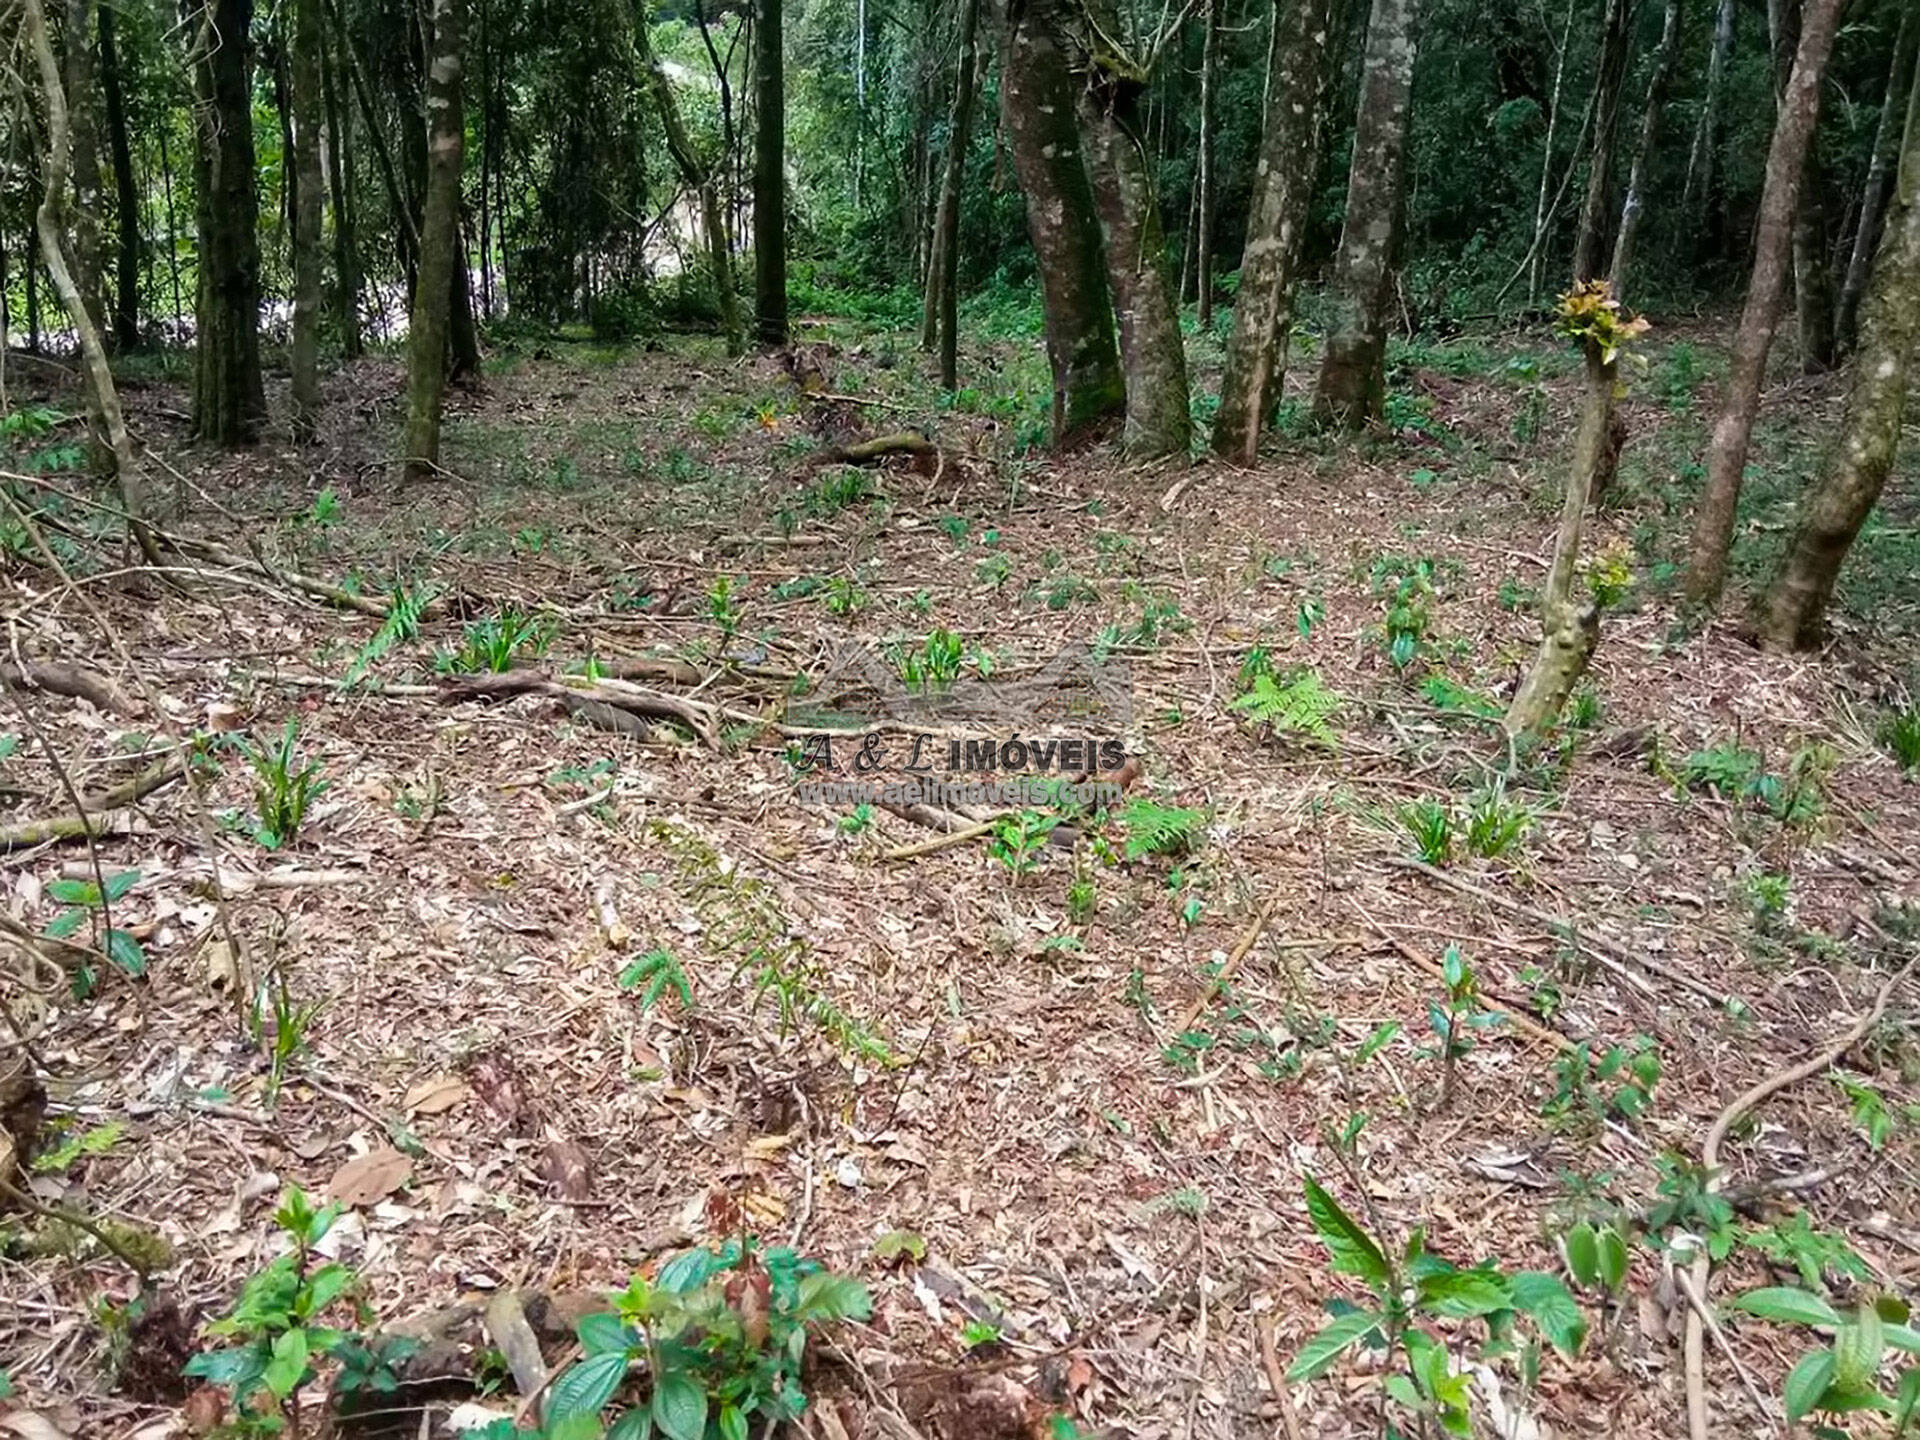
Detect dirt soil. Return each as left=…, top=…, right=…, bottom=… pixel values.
left=2, top=317, right=1918, bottom=1440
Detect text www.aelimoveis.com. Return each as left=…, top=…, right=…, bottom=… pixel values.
left=795, top=777, right=1124, bottom=809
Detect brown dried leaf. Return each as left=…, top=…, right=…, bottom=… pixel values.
left=328, top=1147, right=412, bottom=1206
left=540, top=1139, right=593, bottom=1200
left=404, top=1074, right=469, bottom=1116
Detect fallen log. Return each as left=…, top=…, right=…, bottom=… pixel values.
left=0, top=661, right=140, bottom=717
left=807, top=430, right=939, bottom=468
left=438, top=671, right=722, bottom=751
left=0, top=754, right=188, bottom=851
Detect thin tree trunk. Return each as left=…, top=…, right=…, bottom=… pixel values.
left=401, top=0, right=465, bottom=481
left=1195, top=0, right=1218, bottom=328
left=996, top=0, right=1124, bottom=446
left=477, top=0, right=492, bottom=318
left=289, top=0, right=325, bottom=440
left=637, top=6, right=744, bottom=354
left=1569, top=0, right=1633, bottom=284
left=189, top=0, right=267, bottom=445
left=1771, top=0, right=1837, bottom=372
left=24, top=0, right=160, bottom=563
left=1680, top=0, right=1735, bottom=228
left=1506, top=338, right=1615, bottom=736
left=63, top=0, right=105, bottom=332
left=1759, top=68, right=1920, bottom=650
left=158, top=124, right=184, bottom=326
left=1835, top=7, right=1915, bottom=353
left=1607, top=0, right=1682, bottom=300
left=449, top=215, right=479, bottom=378
left=1073, top=0, right=1191, bottom=457
left=98, top=1, right=140, bottom=350
left=1685, top=0, right=1844, bottom=605
left=329, top=0, right=420, bottom=279
left=923, top=0, right=982, bottom=387
left=1527, top=0, right=1577, bottom=304
left=1313, top=0, right=1419, bottom=429
left=753, top=0, right=788, bottom=347
left=1210, top=0, right=1336, bottom=463
left=321, top=26, right=362, bottom=357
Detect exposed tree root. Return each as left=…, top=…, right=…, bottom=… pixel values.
left=438, top=670, right=722, bottom=751
left=0, top=662, right=141, bottom=717
left=0, top=754, right=188, bottom=851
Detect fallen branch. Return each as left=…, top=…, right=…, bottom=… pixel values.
left=806, top=430, right=939, bottom=468
left=1177, top=895, right=1282, bottom=1037
left=1386, top=858, right=1737, bottom=1010
left=1683, top=954, right=1916, bottom=1440
left=883, top=814, right=1005, bottom=861
left=1355, top=905, right=1574, bottom=1053
left=438, top=670, right=721, bottom=751
left=0, top=754, right=187, bottom=851
left=0, top=662, right=140, bottom=717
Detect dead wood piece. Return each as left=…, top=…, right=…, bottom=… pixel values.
left=1356, top=907, right=1574, bottom=1054
left=0, top=661, right=140, bottom=717
left=483, top=1291, right=550, bottom=1409
left=438, top=670, right=721, bottom=751
left=0, top=753, right=187, bottom=851
left=1177, top=895, right=1282, bottom=1037
left=808, top=431, right=939, bottom=468
left=0, top=1051, right=46, bottom=1209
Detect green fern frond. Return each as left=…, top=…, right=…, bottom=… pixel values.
left=1231, top=668, right=1342, bottom=745
left=1120, top=798, right=1207, bottom=862
left=342, top=582, right=437, bottom=689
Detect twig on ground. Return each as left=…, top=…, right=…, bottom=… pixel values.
left=1175, top=894, right=1281, bottom=1037
left=1354, top=904, right=1574, bottom=1053
left=0, top=753, right=187, bottom=851
left=1255, top=1312, right=1306, bottom=1440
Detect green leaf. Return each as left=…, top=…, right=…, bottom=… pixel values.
left=1286, top=1308, right=1385, bottom=1382
left=655, top=1248, right=722, bottom=1296
left=0, top=1369, right=11, bottom=1399
left=1886, top=1322, right=1920, bottom=1354
left=1419, top=1270, right=1513, bottom=1319
left=43, top=910, right=87, bottom=939
left=1731, top=1288, right=1843, bottom=1329
left=1303, top=1176, right=1390, bottom=1290
left=546, top=1352, right=630, bottom=1421
left=1353, top=1022, right=1401, bottom=1067
left=650, top=1370, right=708, bottom=1440
left=797, top=1271, right=873, bottom=1322
left=1562, top=1224, right=1599, bottom=1288
left=607, top=1412, right=654, bottom=1440
left=104, top=869, right=143, bottom=902
left=577, top=1311, right=639, bottom=1357
left=184, top=1346, right=263, bottom=1390
left=717, top=1403, right=749, bottom=1440
left=1383, top=1373, right=1420, bottom=1409
left=1892, top=1366, right=1920, bottom=1432
left=1784, top=1349, right=1837, bottom=1422
left=1510, top=1271, right=1586, bottom=1356
left=545, top=1417, right=609, bottom=1440
left=105, top=929, right=147, bottom=977
left=871, top=1229, right=928, bottom=1264
left=46, top=879, right=100, bottom=907
left=301, top=1263, right=353, bottom=1316
left=1596, top=1228, right=1629, bottom=1291
left=1835, top=1309, right=1885, bottom=1394
left=263, top=1328, right=310, bottom=1399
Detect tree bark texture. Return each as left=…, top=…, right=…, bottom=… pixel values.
left=289, top=0, right=326, bottom=440
left=923, top=0, right=982, bottom=388
left=1569, top=0, right=1632, bottom=284
left=1313, top=0, right=1419, bottom=429
left=1210, top=0, right=1336, bottom=463
left=1072, top=0, right=1191, bottom=457
left=997, top=0, right=1124, bottom=445
left=321, top=28, right=363, bottom=356
left=1684, top=0, right=1843, bottom=605
left=402, top=0, right=465, bottom=481
left=190, top=0, right=267, bottom=444
left=62, top=0, right=106, bottom=333
left=1606, top=0, right=1681, bottom=300
left=1505, top=342, right=1615, bottom=737
left=1680, top=0, right=1735, bottom=229
left=754, top=0, right=788, bottom=347
left=98, top=1, right=140, bottom=350
left=1194, top=0, right=1218, bottom=327
left=1759, top=69, right=1920, bottom=650
left=1835, top=7, right=1916, bottom=353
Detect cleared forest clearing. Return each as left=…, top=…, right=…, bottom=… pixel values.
left=2, top=315, right=1917, bottom=1439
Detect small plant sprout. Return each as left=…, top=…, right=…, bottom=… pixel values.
left=1728, top=1286, right=1920, bottom=1429
left=1561, top=1220, right=1630, bottom=1348
left=707, top=573, right=745, bottom=637
left=1544, top=1037, right=1661, bottom=1131
left=41, top=867, right=146, bottom=980
left=1423, top=944, right=1503, bottom=1108
left=989, top=809, right=1058, bottom=881
left=838, top=803, right=875, bottom=835
left=437, top=606, right=548, bottom=674
left=1465, top=785, right=1531, bottom=859
left=618, top=947, right=694, bottom=1013
left=1400, top=799, right=1453, bottom=865
left=1881, top=702, right=1920, bottom=775
left=247, top=719, right=330, bottom=848
left=1231, top=665, right=1341, bottom=746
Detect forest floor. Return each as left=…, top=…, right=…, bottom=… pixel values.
left=2, top=307, right=1919, bottom=1440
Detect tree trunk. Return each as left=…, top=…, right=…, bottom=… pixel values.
left=1684, top=0, right=1844, bottom=606
left=62, top=0, right=106, bottom=332
left=1072, top=0, right=1191, bottom=458
left=189, top=0, right=268, bottom=445
left=1506, top=339, right=1615, bottom=736
left=1758, top=68, right=1920, bottom=650
left=637, top=6, right=744, bottom=354
left=753, top=0, right=788, bottom=347
left=1793, top=159, right=1838, bottom=371
left=449, top=217, right=480, bottom=379
left=329, top=0, right=420, bottom=281
left=1526, top=0, right=1578, bottom=305
left=1834, top=7, right=1915, bottom=354
left=1313, top=0, right=1420, bottom=429
left=158, top=124, right=185, bottom=325
left=98, top=1, right=141, bottom=350
left=1607, top=0, right=1681, bottom=300
left=1569, top=0, right=1632, bottom=284
left=923, top=0, right=982, bottom=388
left=321, top=27, right=363, bottom=357
left=1680, top=0, right=1735, bottom=229
left=23, top=0, right=160, bottom=564
left=997, top=0, right=1124, bottom=445
left=401, top=0, right=465, bottom=482
left=1195, top=0, right=1218, bottom=328
left=1210, top=0, right=1336, bottom=463
left=289, top=0, right=325, bottom=441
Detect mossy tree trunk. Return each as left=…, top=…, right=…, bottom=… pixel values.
left=1684, top=0, right=1843, bottom=606
left=1073, top=0, right=1191, bottom=458
left=1758, top=66, right=1920, bottom=651
left=1505, top=341, right=1616, bottom=738
left=189, top=0, right=267, bottom=445
left=289, top=0, right=326, bottom=442
left=1210, top=0, right=1335, bottom=464
left=997, top=0, right=1123, bottom=446
left=1313, top=0, right=1419, bottom=430
left=401, top=0, right=465, bottom=482
left=753, top=0, right=788, bottom=348
left=321, top=30, right=363, bottom=358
